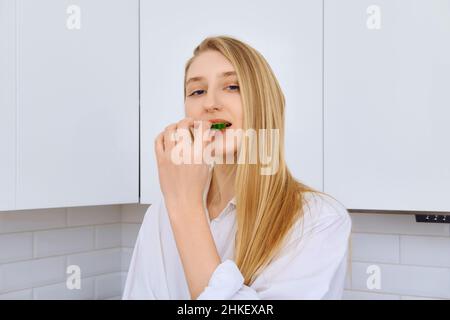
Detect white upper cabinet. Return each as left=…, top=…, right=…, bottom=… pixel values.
left=140, top=0, right=324, bottom=204
left=1, top=0, right=139, bottom=211
left=0, top=0, right=16, bottom=210
left=324, top=0, right=450, bottom=211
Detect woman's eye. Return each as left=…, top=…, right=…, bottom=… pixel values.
left=189, top=90, right=205, bottom=96
left=227, top=85, right=240, bottom=91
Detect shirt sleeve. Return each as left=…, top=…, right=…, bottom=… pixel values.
left=122, top=194, right=174, bottom=300
left=197, top=194, right=352, bottom=300
left=122, top=202, right=159, bottom=300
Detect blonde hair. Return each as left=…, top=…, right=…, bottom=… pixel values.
left=183, top=35, right=342, bottom=285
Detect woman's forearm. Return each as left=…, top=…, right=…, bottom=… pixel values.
left=167, top=204, right=221, bottom=299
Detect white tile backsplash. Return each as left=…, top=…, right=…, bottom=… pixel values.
left=343, top=290, right=400, bottom=300
left=121, top=203, right=149, bottom=223
left=34, top=227, right=95, bottom=258
left=400, top=295, right=445, bottom=300
left=67, top=205, right=121, bottom=227
left=121, top=272, right=127, bottom=296
left=400, top=236, right=450, bottom=268
left=350, top=212, right=450, bottom=236
left=351, top=262, right=450, bottom=299
left=33, top=277, right=95, bottom=300
left=351, top=233, right=400, bottom=264
left=67, top=248, right=122, bottom=278
left=121, top=223, right=141, bottom=248
left=346, top=212, right=450, bottom=299
left=95, top=272, right=123, bottom=300
left=0, top=205, right=123, bottom=300
left=0, top=232, right=33, bottom=264
left=1, top=205, right=449, bottom=300
left=0, top=208, right=66, bottom=234
left=95, top=224, right=122, bottom=249
left=0, top=289, right=33, bottom=300
left=121, top=247, right=134, bottom=272
left=0, top=256, right=65, bottom=293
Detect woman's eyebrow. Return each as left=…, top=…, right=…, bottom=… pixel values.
left=186, top=71, right=237, bottom=85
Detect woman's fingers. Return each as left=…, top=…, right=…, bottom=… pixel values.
left=197, top=120, right=217, bottom=164
left=157, top=118, right=217, bottom=165
left=163, top=123, right=177, bottom=152
left=154, top=132, right=165, bottom=163
left=178, top=118, right=214, bottom=146
left=176, top=117, right=196, bottom=144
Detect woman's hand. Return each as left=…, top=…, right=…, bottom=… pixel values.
left=155, top=117, right=223, bottom=299
left=154, top=117, right=216, bottom=219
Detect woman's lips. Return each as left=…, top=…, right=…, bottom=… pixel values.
left=208, top=119, right=232, bottom=131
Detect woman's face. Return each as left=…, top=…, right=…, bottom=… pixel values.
left=185, top=50, right=243, bottom=160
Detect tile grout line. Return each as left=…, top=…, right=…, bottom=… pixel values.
left=0, top=221, right=125, bottom=236
left=0, top=272, right=123, bottom=298
left=345, top=288, right=448, bottom=300
left=1, top=246, right=123, bottom=266
left=351, top=259, right=450, bottom=270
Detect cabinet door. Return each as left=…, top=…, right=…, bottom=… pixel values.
left=15, top=0, right=139, bottom=210
left=140, top=0, right=323, bottom=204
left=0, top=0, right=16, bottom=210
left=324, top=0, right=450, bottom=211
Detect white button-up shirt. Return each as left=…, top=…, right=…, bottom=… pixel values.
left=122, top=166, right=352, bottom=300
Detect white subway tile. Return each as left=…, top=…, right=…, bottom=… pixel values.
left=0, top=289, right=32, bottom=300
left=33, top=277, right=94, bottom=300
left=95, top=224, right=121, bottom=249
left=121, top=272, right=127, bottom=294
left=351, top=262, right=450, bottom=299
left=351, top=233, right=400, bottom=263
left=121, top=248, right=133, bottom=272
left=67, top=205, right=121, bottom=226
left=343, top=251, right=352, bottom=290
left=34, top=227, right=94, bottom=258
left=400, top=236, right=450, bottom=268
left=0, top=256, right=65, bottom=293
left=67, top=248, right=121, bottom=278
left=350, top=213, right=450, bottom=236
left=343, top=290, right=400, bottom=300
left=121, top=203, right=149, bottom=223
left=121, top=224, right=140, bottom=248
left=401, top=295, right=446, bottom=300
left=0, top=233, right=33, bottom=263
left=95, top=272, right=123, bottom=300
left=0, top=209, right=66, bottom=234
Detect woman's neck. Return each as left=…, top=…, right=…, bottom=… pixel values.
left=206, top=164, right=236, bottom=216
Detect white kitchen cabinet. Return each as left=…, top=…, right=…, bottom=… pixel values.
left=0, top=0, right=16, bottom=210
left=140, top=0, right=324, bottom=204
left=1, top=0, right=139, bottom=211
left=324, top=0, right=450, bottom=211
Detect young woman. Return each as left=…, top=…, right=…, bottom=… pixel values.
left=122, top=36, right=352, bottom=300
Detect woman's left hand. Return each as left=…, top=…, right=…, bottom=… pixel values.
left=154, top=117, right=216, bottom=219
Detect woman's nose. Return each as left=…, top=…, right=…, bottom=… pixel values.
left=204, top=104, right=221, bottom=113
left=203, top=91, right=222, bottom=112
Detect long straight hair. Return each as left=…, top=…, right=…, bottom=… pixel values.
left=184, top=36, right=330, bottom=285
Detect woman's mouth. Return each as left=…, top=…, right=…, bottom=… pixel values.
left=210, top=119, right=232, bottom=130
